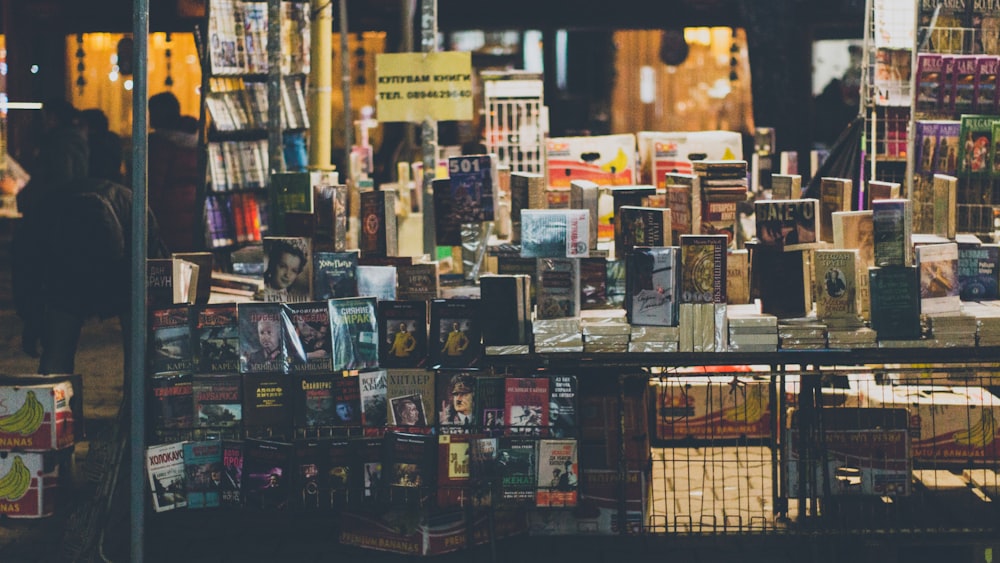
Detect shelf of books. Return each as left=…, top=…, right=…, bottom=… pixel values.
left=201, top=0, right=311, bottom=250
left=144, top=121, right=1000, bottom=555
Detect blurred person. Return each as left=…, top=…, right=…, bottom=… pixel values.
left=80, top=108, right=124, bottom=182
left=148, top=91, right=200, bottom=252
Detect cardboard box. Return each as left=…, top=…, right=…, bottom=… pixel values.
left=0, top=450, right=62, bottom=518
left=339, top=507, right=527, bottom=556
left=0, top=381, right=75, bottom=451
left=527, top=468, right=648, bottom=535
left=547, top=134, right=637, bottom=188
left=652, top=375, right=771, bottom=442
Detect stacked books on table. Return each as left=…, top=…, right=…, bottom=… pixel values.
left=926, top=313, right=978, bottom=347
left=726, top=305, right=778, bottom=352
left=533, top=318, right=583, bottom=353
left=580, top=310, right=630, bottom=354
left=778, top=317, right=828, bottom=350
left=629, top=326, right=680, bottom=352
left=826, top=327, right=878, bottom=349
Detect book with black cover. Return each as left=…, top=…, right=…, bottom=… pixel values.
left=432, top=178, right=461, bottom=246
left=475, top=375, right=506, bottom=436
left=616, top=206, right=671, bottom=259
left=748, top=242, right=808, bottom=319
left=238, top=302, right=286, bottom=374
left=350, top=435, right=384, bottom=505
left=382, top=431, right=436, bottom=505
left=312, top=250, right=359, bottom=300
left=268, top=171, right=313, bottom=236
left=193, top=303, right=240, bottom=373
left=580, top=257, right=608, bottom=309
left=328, top=297, right=379, bottom=371
left=150, top=305, right=194, bottom=375
left=242, top=372, right=292, bottom=439
left=327, top=436, right=351, bottom=507
left=959, top=244, right=1000, bottom=300
left=150, top=373, right=194, bottom=439
left=480, top=275, right=529, bottom=346
left=242, top=438, right=294, bottom=510
left=293, top=438, right=328, bottom=510
left=549, top=375, right=578, bottom=439
left=293, top=373, right=338, bottom=436
left=360, top=189, right=398, bottom=257
left=220, top=440, right=243, bottom=507
left=499, top=437, right=537, bottom=503
left=282, top=301, right=332, bottom=374
left=869, top=266, right=921, bottom=340
left=147, top=258, right=175, bottom=311
left=429, top=299, right=482, bottom=368
left=378, top=300, right=428, bottom=368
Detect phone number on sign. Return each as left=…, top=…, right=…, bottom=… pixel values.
left=406, top=90, right=472, bottom=100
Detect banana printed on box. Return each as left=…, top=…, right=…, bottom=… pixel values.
left=0, top=382, right=75, bottom=451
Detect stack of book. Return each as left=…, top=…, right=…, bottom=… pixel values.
left=971, top=305, right=1000, bottom=346
left=580, top=310, right=630, bottom=353
left=532, top=318, right=583, bottom=353
left=778, top=318, right=827, bottom=350
left=926, top=313, right=978, bottom=346
left=693, top=160, right=747, bottom=245
left=726, top=306, right=778, bottom=352
left=826, top=327, right=878, bottom=349
left=678, top=303, right=728, bottom=352
left=628, top=325, right=679, bottom=352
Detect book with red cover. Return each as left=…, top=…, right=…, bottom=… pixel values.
left=504, top=377, right=550, bottom=437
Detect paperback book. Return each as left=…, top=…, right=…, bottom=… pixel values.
left=242, top=373, right=292, bottom=439
left=382, top=431, right=436, bottom=505
left=819, top=178, right=852, bottom=243
left=436, top=371, right=477, bottom=435
left=754, top=199, right=820, bottom=251
left=869, top=266, right=921, bottom=340
left=480, top=274, right=532, bottom=347
left=356, top=265, right=398, bottom=302
left=220, top=440, right=243, bottom=507
left=429, top=299, right=482, bottom=369
left=282, top=301, right=332, bottom=374
left=294, top=439, right=327, bottom=510
left=680, top=234, right=727, bottom=303
left=549, top=375, right=577, bottom=439
left=193, top=303, right=240, bottom=373
left=475, top=375, right=506, bottom=436
left=183, top=439, right=223, bottom=509
left=520, top=209, right=590, bottom=258
left=350, top=436, right=384, bottom=505
left=328, top=297, right=379, bottom=371
left=146, top=442, right=187, bottom=513
left=242, top=438, right=294, bottom=510
left=359, top=369, right=388, bottom=429
left=359, top=190, right=398, bottom=258
left=268, top=171, right=313, bottom=237
left=535, top=438, right=578, bottom=508
left=499, top=437, right=537, bottom=503
left=626, top=246, right=680, bottom=326
left=872, top=199, right=913, bottom=267
left=260, top=236, right=312, bottom=303
left=378, top=300, right=428, bottom=368
left=386, top=368, right=436, bottom=429
left=150, top=373, right=194, bottom=439
left=536, top=258, right=581, bottom=320
left=505, top=377, right=550, bottom=437
left=959, top=244, right=1000, bottom=300
left=916, top=242, right=961, bottom=315
left=149, top=306, right=194, bottom=375
left=437, top=433, right=472, bottom=508
left=312, top=250, right=359, bottom=300
left=615, top=206, right=671, bottom=259
left=238, top=302, right=286, bottom=374
left=192, top=374, right=242, bottom=437
left=396, top=262, right=440, bottom=302
left=293, top=373, right=339, bottom=434
left=814, top=249, right=859, bottom=319
left=448, top=154, right=499, bottom=222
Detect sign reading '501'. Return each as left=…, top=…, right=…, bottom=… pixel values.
left=375, top=52, right=473, bottom=123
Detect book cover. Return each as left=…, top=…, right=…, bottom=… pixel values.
left=680, top=234, right=727, bottom=303
left=580, top=257, right=608, bottom=309
left=626, top=246, right=680, bottom=326
left=282, top=301, right=332, bottom=374
left=436, top=371, right=477, bottom=435
left=505, top=377, right=550, bottom=437
left=238, top=302, right=286, bottom=374
left=916, top=122, right=939, bottom=177
left=916, top=242, right=961, bottom=315
left=606, top=259, right=626, bottom=307
left=520, top=209, right=590, bottom=258
left=616, top=206, right=671, bottom=259
left=331, top=375, right=361, bottom=427
left=549, top=375, right=577, bottom=439
left=183, top=439, right=223, bottom=509
left=535, top=438, right=578, bottom=508
left=536, top=258, right=581, bottom=320
left=356, top=265, right=397, bottom=302
left=396, top=262, right=440, bottom=301
left=935, top=121, right=961, bottom=176
left=498, top=437, right=536, bottom=503
left=150, top=373, right=194, bottom=436
left=974, top=55, right=998, bottom=113
left=819, top=178, right=852, bottom=243
left=475, top=375, right=506, bottom=436
left=242, top=373, right=292, bottom=438
left=747, top=242, right=809, bottom=319
left=448, top=154, right=499, bottom=222
left=952, top=54, right=980, bottom=115
left=931, top=173, right=958, bottom=239
left=359, top=190, right=398, bottom=257
left=193, top=303, right=240, bottom=373
left=382, top=431, right=436, bottom=505
left=727, top=249, right=750, bottom=305
left=872, top=199, right=913, bottom=267
left=378, top=300, right=428, bottom=368
left=242, top=438, right=294, bottom=510
left=328, top=297, right=379, bottom=371
left=293, top=439, right=328, bottom=510
left=429, top=299, right=482, bottom=369
left=665, top=173, right=700, bottom=244
left=268, top=171, right=313, bottom=236
left=832, top=210, right=875, bottom=268
left=469, top=437, right=499, bottom=506
left=958, top=114, right=995, bottom=176
left=359, top=369, right=388, bottom=429
left=959, top=244, right=1000, bottom=300
left=570, top=179, right=600, bottom=250
left=149, top=305, right=194, bottom=375
left=326, top=436, right=351, bottom=507
left=171, top=251, right=213, bottom=305
left=261, top=236, right=312, bottom=303
left=432, top=178, right=461, bottom=246
left=312, top=250, right=359, bottom=300
left=915, top=53, right=944, bottom=112
left=220, top=440, right=243, bottom=507
left=147, top=258, right=175, bottom=311
left=480, top=275, right=530, bottom=346
left=192, top=374, right=242, bottom=437
left=814, top=249, right=859, bottom=319
left=869, top=266, right=921, bottom=340
left=146, top=442, right=187, bottom=512
left=293, top=373, right=338, bottom=434
left=386, top=368, right=436, bottom=429
left=437, top=433, right=472, bottom=508
left=349, top=436, right=384, bottom=505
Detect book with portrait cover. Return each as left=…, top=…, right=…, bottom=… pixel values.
left=616, top=206, right=671, bottom=259
left=193, top=303, right=240, bottom=373
left=386, top=368, right=435, bottom=430
left=331, top=375, right=361, bottom=428
left=429, top=299, right=482, bottom=369
left=359, top=369, right=388, bottom=429
left=475, top=375, right=505, bottom=436
left=183, top=439, right=223, bottom=509
left=916, top=242, right=961, bottom=315
left=220, top=440, right=243, bottom=507
left=959, top=243, right=1000, bottom=300
left=382, top=431, right=436, bottom=505
left=238, top=302, right=286, bottom=374
left=505, top=377, right=550, bottom=437
left=499, top=437, right=537, bottom=503
left=869, top=266, right=921, bottom=340
left=260, top=236, right=312, bottom=303
left=242, top=438, right=294, bottom=510
left=312, top=250, right=359, bottom=300
left=437, top=433, right=472, bottom=508
left=356, top=265, right=398, bottom=302
left=397, top=262, right=440, bottom=302
left=349, top=435, right=384, bottom=506
left=328, top=297, right=379, bottom=371
left=150, top=305, right=194, bottom=375
left=150, top=373, right=194, bottom=441
left=436, top=370, right=477, bottom=435
left=359, top=189, right=398, bottom=258
left=293, top=373, right=337, bottom=436
left=146, top=441, right=187, bottom=513
left=814, top=249, right=860, bottom=320
left=754, top=199, right=820, bottom=251
left=378, top=300, right=428, bottom=368
left=626, top=246, right=680, bottom=326
left=294, top=438, right=328, bottom=510
left=282, top=301, right=332, bottom=375
left=680, top=234, right=727, bottom=304
left=549, top=375, right=578, bottom=439
left=535, top=438, right=578, bottom=508
left=242, top=373, right=292, bottom=440
left=192, top=374, right=242, bottom=439
left=326, top=436, right=351, bottom=507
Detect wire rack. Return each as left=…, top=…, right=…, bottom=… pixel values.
left=482, top=71, right=545, bottom=175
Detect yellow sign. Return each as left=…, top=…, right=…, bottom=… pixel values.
left=375, top=52, right=473, bottom=123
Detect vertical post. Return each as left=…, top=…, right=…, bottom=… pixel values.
left=339, top=0, right=352, bottom=180
left=308, top=0, right=333, bottom=170
left=268, top=0, right=283, bottom=174
left=420, top=0, right=438, bottom=256
left=616, top=373, right=627, bottom=536
left=400, top=0, right=416, bottom=164
left=130, top=0, right=149, bottom=560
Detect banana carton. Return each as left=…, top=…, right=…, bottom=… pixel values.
left=861, top=384, right=1000, bottom=463
left=0, top=451, right=60, bottom=518
left=653, top=375, right=771, bottom=442
left=0, top=382, right=75, bottom=451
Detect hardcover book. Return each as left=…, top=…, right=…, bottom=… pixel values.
left=242, top=438, right=294, bottom=510
left=770, top=174, right=802, bottom=200
left=499, top=437, right=537, bottom=503
left=616, top=206, right=671, bottom=259
left=747, top=242, right=809, bottom=319
left=429, top=299, right=482, bottom=369
left=448, top=154, right=499, bottom=222
left=975, top=55, right=998, bottom=113
left=326, top=436, right=351, bottom=507
left=147, top=258, right=175, bottom=311
left=261, top=236, right=312, bottom=303
left=432, top=178, right=461, bottom=246
left=436, top=370, right=477, bottom=435
left=626, top=246, right=680, bottom=326
left=386, top=368, right=436, bottom=429
left=505, top=377, right=550, bottom=437
left=356, top=265, right=397, bottom=302
left=872, top=199, right=913, bottom=267
left=378, top=300, right=428, bottom=368
left=915, top=53, right=944, bottom=112
left=282, top=301, right=332, bottom=374
left=328, top=297, right=379, bottom=371
left=146, top=442, right=187, bottom=512
left=959, top=244, right=1000, bottom=300
left=754, top=199, right=820, bottom=251
left=570, top=179, right=600, bottom=249
left=951, top=54, right=979, bottom=115
left=931, top=174, right=958, bottom=240
left=437, top=433, right=472, bottom=508
left=935, top=120, right=961, bottom=175
left=869, top=266, right=921, bottom=340
left=819, top=178, right=852, bottom=243
left=535, top=438, right=578, bottom=508
left=150, top=373, right=194, bottom=438
left=312, top=250, right=358, bottom=300
left=469, top=437, right=499, bottom=506
left=193, top=303, right=240, bottom=373
left=536, top=258, right=581, bottom=320
left=183, top=439, right=223, bottom=509
left=382, top=431, right=436, bottom=505
left=171, top=251, right=213, bottom=305
left=549, top=375, right=577, bottom=439
left=396, top=262, right=440, bottom=301
left=580, top=257, right=608, bottom=309
left=238, top=302, right=286, bottom=374
left=293, top=373, right=338, bottom=434
left=359, top=190, right=398, bottom=257
left=359, top=369, right=388, bottom=429
left=957, top=115, right=994, bottom=210
left=520, top=209, right=590, bottom=258
left=331, top=375, right=361, bottom=427
left=814, top=249, right=859, bottom=319
left=349, top=436, right=384, bottom=504
left=242, top=373, right=292, bottom=438
left=475, top=375, right=506, bottom=436
left=268, top=171, right=313, bottom=236
left=149, top=305, right=194, bottom=375
left=916, top=242, right=961, bottom=315
left=220, top=440, right=243, bottom=507
left=294, top=439, right=328, bottom=510
left=480, top=275, right=531, bottom=346
left=680, top=234, right=727, bottom=303
left=192, top=374, right=242, bottom=437
left=665, top=173, right=700, bottom=244
left=727, top=249, right=750, bottom=305
left=510, top=172, right=546, bottom=243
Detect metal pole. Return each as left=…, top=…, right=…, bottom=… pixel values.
left=420, top=0, right=437, bottom=256
left=308, top=0, right=333, bottom=170
left=268, top=0, right=283, bottom=173
left=339, top=0, right=352, bottom=180
left=130, top=0, right=149, bottom=560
